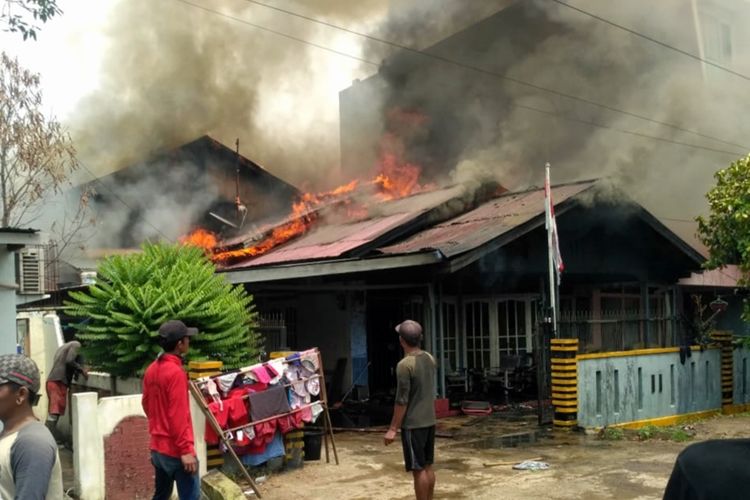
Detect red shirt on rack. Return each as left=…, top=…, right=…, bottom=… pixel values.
left=142, top=353, right=195, bottom=457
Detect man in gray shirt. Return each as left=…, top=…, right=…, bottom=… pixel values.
left=46, top=341, right=88, bottom=443
left=384, top=320, right=437, bottom=500
left=0, top=354, right=63, bottom=499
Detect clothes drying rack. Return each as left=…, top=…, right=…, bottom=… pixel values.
left=188, top=348, right=339, bottom=498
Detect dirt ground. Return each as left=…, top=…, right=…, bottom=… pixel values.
left=255, top=413, right=750, bottom=500
left=58, top=412, right=750, bottom=499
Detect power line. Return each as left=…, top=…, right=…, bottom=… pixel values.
left=77, top=161, right=173, bottom=241
left=175, top=0, right=377, bottom=66
left=511, top=101, right=745, bottom=157
left=549, top=0, right=750, bottom=83
left=175, top=0, right=746, bottom=159
left=237, top=0, right=750, bottom=151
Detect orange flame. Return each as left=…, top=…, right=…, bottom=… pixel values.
left=179, top=228, right=217, bottom=250
left=182, top=108, right=431, bottom=265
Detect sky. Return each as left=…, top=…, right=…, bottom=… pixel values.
left=0, top=1, right=113, bottom=119
left=0, top=0, right=381, bottom=185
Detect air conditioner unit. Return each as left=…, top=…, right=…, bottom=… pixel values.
left=18, top=247, right=45, bottom=295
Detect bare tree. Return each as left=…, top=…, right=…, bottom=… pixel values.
left=0, top=51, right=80, bottom=228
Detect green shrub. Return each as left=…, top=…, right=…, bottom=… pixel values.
left=65, top=242, right=261, bottom=377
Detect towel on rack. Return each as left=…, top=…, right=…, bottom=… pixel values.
left=248, top=385, right=291, bottom=421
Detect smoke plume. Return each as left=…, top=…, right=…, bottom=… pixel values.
left=343, top=0, right=750, bottom=246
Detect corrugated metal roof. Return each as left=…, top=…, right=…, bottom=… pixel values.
left=225, top=185, right=468, bottom=269
left=378, top=181, right=595, bottom=257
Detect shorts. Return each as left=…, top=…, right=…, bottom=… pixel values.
left=46, top=380, right=68, bottom=416
left=400, top=426, right=435, bottom=472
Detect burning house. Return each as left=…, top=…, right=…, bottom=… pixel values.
left=174, top=0, right=750, bottom=428
left=86, top=135, right=300, bottom=250
left=179, top=170, right=740, bottom=429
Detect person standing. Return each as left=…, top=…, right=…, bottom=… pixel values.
left=384, top=319, right=437, bottom=500
left=0, top=354, right=63, bottom=499
left=142, top=320, right=200, bottom=500
left=45, top=340, right=88, bottom=443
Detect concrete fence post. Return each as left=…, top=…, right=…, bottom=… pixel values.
left=551, top=338, right=579, bottom=428
left=73, top=392, right=104, bottom=500
left=188, top=360, right=223, bottom=473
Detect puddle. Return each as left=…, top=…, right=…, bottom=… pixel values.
left=468, top=430, right=547, bottom=449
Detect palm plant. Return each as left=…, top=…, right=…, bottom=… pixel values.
left=65, top=242, right=261, bottom=377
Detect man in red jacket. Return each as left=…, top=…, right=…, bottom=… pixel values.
left=142, top=320, right=199, bottom=500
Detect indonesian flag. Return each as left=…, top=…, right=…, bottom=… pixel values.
left=544, top=164, right=564, bottom=282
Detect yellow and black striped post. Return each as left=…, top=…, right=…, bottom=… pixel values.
left=711, top=331, right=734, bottom=411
left=188, top=360, right=224, bottom=470
left=284, top=429, right=305, bottom=468
left=551, top=339, right=578, bottom=428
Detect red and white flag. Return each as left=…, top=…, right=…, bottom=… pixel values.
left=545, top=164, right=564, bottom=283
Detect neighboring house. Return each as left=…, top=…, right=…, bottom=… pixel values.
left=215, top=180, right=741, bottom=428
left=0, top=228, right=42, bottom=354
left=86, top=135, right=300, bottom=248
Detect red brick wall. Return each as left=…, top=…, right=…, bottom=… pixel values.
left=103, top=415, right=154, bottom=500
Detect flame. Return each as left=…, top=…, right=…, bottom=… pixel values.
left=182, top=108, right=431, bottom=265
left=371, top=134, right=423, bottom=200
left=179, top=228, right=217, bottom=250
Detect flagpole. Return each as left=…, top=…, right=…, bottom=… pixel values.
left=545, top=163, right=559, bottom=338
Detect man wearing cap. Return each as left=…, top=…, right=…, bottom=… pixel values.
left=142, top=320, right=199, bottom=500
left=0, top=354, right=63, bottom=499
left=384, top=319, right=437, bottom=500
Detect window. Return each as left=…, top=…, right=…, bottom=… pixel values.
left=701, top=13, right=732, bottom=64
left=465, top=301, right=490, bottom=369
left=441, top=302, right=460, bottom=371
left=497, top=300, right=527, bottom=355
left=16, top=319, right=29, bottom=355
left=402, top=300, right=425, bottom=330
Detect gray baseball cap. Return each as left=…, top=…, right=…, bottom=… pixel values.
left=0, top=354, right=41, bottom=394
left=395, top=319, right=423, bottom=341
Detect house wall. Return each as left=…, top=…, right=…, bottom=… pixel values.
left=577, top=348, right=721, bottom=428
left=733, top=347, right=750, bottom=404
left=17, top=312, right=64, bottom=423
left=0, top=248, right=17, bottom=354
left=73, top=390, right=207, bottom=500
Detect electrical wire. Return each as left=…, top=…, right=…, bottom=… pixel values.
left=174, top=0, right=747, bottom=159
left=511, top=101, right=744, bottom=157
left=237, top=0, right=750, bottom=151
left=549, top=0, right=750, bottom=83
left=175, top=0, right=377, bottom=66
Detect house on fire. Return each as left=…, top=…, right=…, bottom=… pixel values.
left=85, top=135, right=300, bottom=249
left=218, top=179, right=750, bottom=429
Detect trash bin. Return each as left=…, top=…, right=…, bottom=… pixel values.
left=303, top=429, right=323, bottom=461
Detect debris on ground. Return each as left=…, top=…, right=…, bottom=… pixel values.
left=512, top=460, right=550, bottom=471
left=483, top=456, right=543, bottom=467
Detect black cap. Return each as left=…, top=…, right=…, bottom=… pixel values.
left=158, top=320, right=198, bottom=343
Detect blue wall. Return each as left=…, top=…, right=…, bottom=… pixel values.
left=578, top=348, right=721, bottom=428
